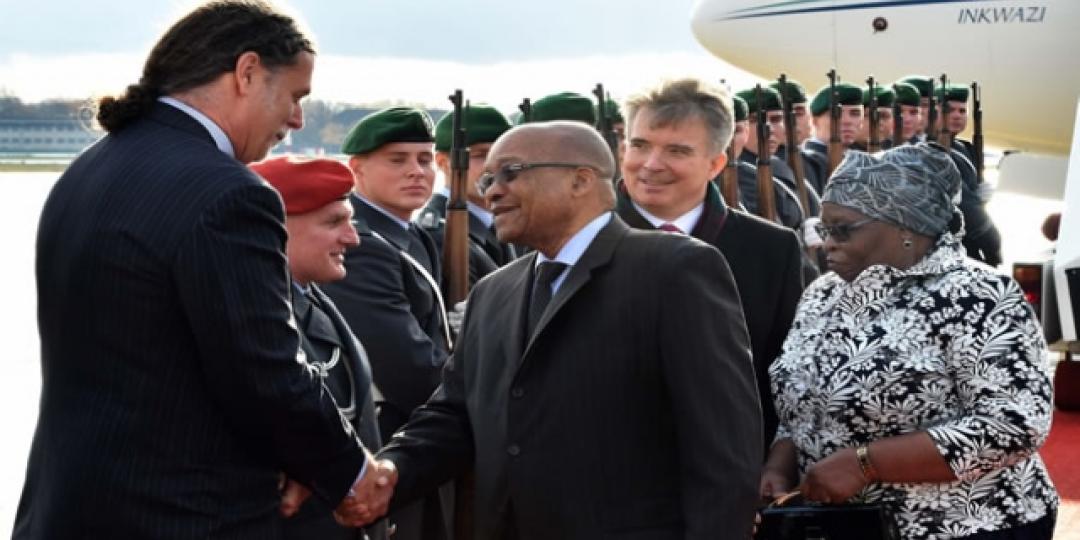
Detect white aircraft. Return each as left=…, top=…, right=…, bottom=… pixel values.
left=691, top=0, right=1080, bottom=197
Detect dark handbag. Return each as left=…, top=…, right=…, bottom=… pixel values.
left=757, top=491, right=900, bottom=540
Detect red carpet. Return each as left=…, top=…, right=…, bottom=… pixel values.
left=1043, top=409, right=1080, bottom=539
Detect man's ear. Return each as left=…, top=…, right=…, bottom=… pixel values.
left=707, top=151, right=727, bottom=179
left=232, top=51, right=263, bottom=96
left=347, top=155, right=366, bottom=194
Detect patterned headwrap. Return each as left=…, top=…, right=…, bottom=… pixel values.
left=823, top=143, right=961, bottom=237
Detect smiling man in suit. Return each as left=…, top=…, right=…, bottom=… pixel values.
left=16, top=3, right=383, bottom=538
left=616, top=78, right=805, bottom=453
left=367, top=120, right=762, bottom=539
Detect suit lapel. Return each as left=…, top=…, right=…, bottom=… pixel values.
left=690, top=181, right=729, bottom=246
left=521, top=216, right=628, bottom=359
left=503, top=253, right=536, bottom=363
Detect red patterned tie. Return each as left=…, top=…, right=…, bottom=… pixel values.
left=658, top=223, right=683, bottom=234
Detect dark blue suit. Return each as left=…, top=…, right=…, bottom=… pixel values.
left=15, top=102, right=366, bottom=539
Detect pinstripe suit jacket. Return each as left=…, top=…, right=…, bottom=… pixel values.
left=380, top=215, right=763, bottom=540
left=15, top=102, right=366, bottom=539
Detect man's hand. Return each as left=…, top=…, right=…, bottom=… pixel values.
left=799, top=447, right=866, bottom=504
left=279, top=476, right=312, bottom=517
left=334, top=458, right=398, bottom=527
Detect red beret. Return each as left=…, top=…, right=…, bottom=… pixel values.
left=250, top=156, right=355, bottom=215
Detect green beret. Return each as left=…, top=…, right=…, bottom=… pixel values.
left=605, top=98, right=624, bottom=124
left=892, top=82, right=921, bottom=107
left=810, top=83, right=863, bottom=116
left=736, top=87, right=782, bottom=113
left=898, top=75, right=933, bottom=97
left=769, top=79, right=807, bottom=104
left=732, top=96, right=749, bottom=122
left=529, top=92, right=596, bottom=124
left=433, top=104, right=511, bottom=152
left=934, top=84, right=969, bottom=103
left=863, top=86, right=895, bottom=108
left=341, top=107, right=434, bottom=155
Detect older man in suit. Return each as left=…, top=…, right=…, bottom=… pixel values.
left=250, top=156, right=389, bottom=540
left=360, top=121, right=762, bottom=539
left=15, top=3, right=388, bottom=538
left=616, top=78, right=805, bottom=452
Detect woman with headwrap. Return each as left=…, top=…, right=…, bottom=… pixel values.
left=760, top=143, right=1058, bottom=539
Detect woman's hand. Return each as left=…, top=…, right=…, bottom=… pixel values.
left=759, top=467, right=794, bottom=501
left=799, top=447, right=866, bottom=503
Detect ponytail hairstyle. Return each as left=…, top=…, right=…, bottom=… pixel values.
left=97, top=0, right=314, bottom=132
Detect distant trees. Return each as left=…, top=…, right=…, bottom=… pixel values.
left=0, top=93, right=446, bottom=155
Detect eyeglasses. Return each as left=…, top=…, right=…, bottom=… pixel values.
left=476, top=162, right=598, bottom=195
left=814, top=218, right=875, bottom=242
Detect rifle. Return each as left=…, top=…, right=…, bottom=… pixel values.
left=938, top=74, right=952, bottom=147
left=826, top=69, right=843, bottom=176
left=926, top=78, right=938, bottom=141
left=971, top=81, right=985, bottom=183
left=754, top=84, right=778, bottom=222
left=518, top=98, right=532, bottom=124
left=867, top=76, right=881, bottom=153
left=892, top=84, right=904, bottom=146
left=443, top=90, right=470, bottom=306
left=778, top=73, right=810, bottom=214
left=444, top=90, right=473, bottom=540
left=593, top=83, right=620, bottom=178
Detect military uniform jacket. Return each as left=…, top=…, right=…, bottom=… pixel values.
left=285, top=285, right=387, bottom=540
left=800, top=139, right=831, bottom=195
left=617, top=181, right=805, bottom=450
left=380, top=216, right=763, bottom=540
left=322, top=195, right=451, bottom=438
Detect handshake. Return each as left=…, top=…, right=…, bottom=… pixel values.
left=279, top=453, right=399, bottom=528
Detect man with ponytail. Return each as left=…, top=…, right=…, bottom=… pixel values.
left=15, top=2, right=390, bottom=538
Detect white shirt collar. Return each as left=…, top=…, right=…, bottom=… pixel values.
left=630, top=201, right=703, bottom=235
left=535, top=212, right=612, bottom=293
left=158, top=96, right=235, bottom=157
left=355, top=194, right=412, bottom=230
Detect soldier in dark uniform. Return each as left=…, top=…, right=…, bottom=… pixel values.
left=802, top=82, right=864, bottom=194
left=416, top=104, right=516, bottom=290
left=736, top=86, right=821, bottom=217
left=898, top=75, right=934, bottom=140
left=323, top=107, right=452, bottom=540
left=250, top=156, right=388, bottom=540
left=892, top=81, right=923, bottom=146
left=771, top=77, right=826, bottom=203
left=525, top=91, right=597, bottom=125
left=854, top=84, right=895, bottom=151
left=724, top=95, right=806, bottom=229
left=937, top=83, right=977, bottom=165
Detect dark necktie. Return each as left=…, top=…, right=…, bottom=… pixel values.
left=527, top=261, right=568, bottom=337
left=658, top=222, right=683, bottom=234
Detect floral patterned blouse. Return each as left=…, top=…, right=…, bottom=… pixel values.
left=770, top=233, right=1058, bottom=539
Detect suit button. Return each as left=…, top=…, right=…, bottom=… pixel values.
left=507, top=444, right=521, bottom=456
left=510, top=387, right=525, bottom=399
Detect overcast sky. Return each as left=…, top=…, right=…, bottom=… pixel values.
left=0, top=0, right=758, bottom=108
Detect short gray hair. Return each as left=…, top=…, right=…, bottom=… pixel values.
left=623, top=78, right=734, bottom=155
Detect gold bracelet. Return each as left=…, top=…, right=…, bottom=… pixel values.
left=856, top=445, right=880, bottom=483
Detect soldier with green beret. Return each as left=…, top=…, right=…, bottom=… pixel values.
left=898, top=75, right=934, bottom=137
left=324, top=106, right=452, bottom=540
left=769, top=78, right=812, bottom=146
left=736, top=86, right=820, bottom=217
left=723, top=94, right=809, bottom=230
left=527, top=91, right=597, bottom=125
left=416, top=103, right=517, bottom=289
left=936, top=84, right=973, bottom=157
left=855, top=85, right=895, bottom=150
left=892, top=81, right=923, bottom=145
left=802, top=82, right=864, bottom=193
